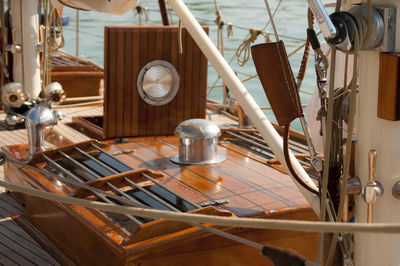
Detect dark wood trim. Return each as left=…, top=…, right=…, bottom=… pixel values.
left=14, top=215, right=77, bottom=266
left=158, top=0, right=170, bottom=26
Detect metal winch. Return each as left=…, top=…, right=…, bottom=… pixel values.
left=171, top=119, right=225, bottom=165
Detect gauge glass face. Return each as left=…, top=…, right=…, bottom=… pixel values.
left=137, top=60, right=180, bottom=106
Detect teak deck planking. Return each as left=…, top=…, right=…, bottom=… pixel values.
left=0, top=105, right=318, bottom=265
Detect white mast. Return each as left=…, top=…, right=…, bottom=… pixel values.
left=9, top=0, right=41, bottom=100
left=354, top=0, right=400, bottom=264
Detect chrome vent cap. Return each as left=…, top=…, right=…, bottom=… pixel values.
left=171, top=119, right=225, bottom=165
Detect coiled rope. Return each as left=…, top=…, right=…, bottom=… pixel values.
left=235, top=28, right=265, bottom=66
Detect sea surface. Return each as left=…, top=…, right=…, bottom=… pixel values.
left=61, top=0, right=326, bottom=130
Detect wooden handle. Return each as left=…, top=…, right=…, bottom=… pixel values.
left=368, top=149, right=377, bottom=182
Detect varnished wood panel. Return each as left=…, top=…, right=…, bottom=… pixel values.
left=378, top=52, right=400, bottom=121
left=104, top=26, right=209, bottom=138
left=129, top=208, right=318, bottom=265
left=3, top=136, right=316, bottom=265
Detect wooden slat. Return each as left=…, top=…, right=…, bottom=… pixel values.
left=123, top=29, right=133, bottom=137
left=103, top=27, right=111, bottom=135
left=0, top=221, right=58, bottom=264
left=138, top=28, right=149, bottom=137
left=154, top=28, right=165, bottom=136
left=169, top=28, right=179, bottom=134
left=116, top=29, right=125, bottom=137
left=0, top=241, right=37, bottom=265
left=183, top=30, right=193, bottom=121
left=0, top=231, right=53, bottom=265
left=104, top=27, right=116, bottom=137
left=145, top=29, right=157, bottom=136
left=191, top=32, right=200, bottom=119
left=176, top=30, right=186, bottom=125
left=161, top=28, right=172, bottom=135
left=0, top=193, right=23, bottom=213
left=131, top=29, right=140, bottom=136
left=198, top=28, right=209, bottom=118
left=0, top=251, right=19, bottom=265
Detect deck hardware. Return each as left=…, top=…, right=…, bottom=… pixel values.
left=36, top=43, right=44, bottom=52
left=306, top=0, right=337, bottom=39
left=25, top=104, right=59, bottom=159
left=137, top=60, right=180, bottom=106
left=112, top=149, right=135, bottom=155
left=346, top=176, right=361, bottom=195
left=5, top=114, right=23, bottom=127
left=380, top=6, right=396, bottom=52
left=391, top=179, right=400, bottom=200
left=348, top=5, right=384, bottom=50
left=42, top=153, right=144, bottom=230
left=1, top=82, right=26, bottom=108
left=0, top=152, right=6, bottom=166
left=300, top=116, right=323, bottom=173
left=307, top=2, right=389, bottom=52
left=362, top=150, right=384, bottom=223
left=171, top=119, right=225, bottom=165
left=4, top=43, right=22, bottom=66
left=43, top=82, right=65, bottom=105
left=4, top=43, right=22, bottom=54
left=93, top=142, right=202, bottom=208
left=200, top=199, right=229, bottom=207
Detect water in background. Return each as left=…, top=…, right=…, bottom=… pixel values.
left=61, top=0, right=321, bottom=131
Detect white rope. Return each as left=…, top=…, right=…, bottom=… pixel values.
left=3, top=179, right=400, bottom=234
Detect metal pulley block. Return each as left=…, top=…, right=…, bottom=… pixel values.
left=1, top=82, right=26, bottom=108
left=328, top=5, right=387, bottom=51
left=43, top=82, right=65, bottom=105
left=306, top=0, right=396, bottom=52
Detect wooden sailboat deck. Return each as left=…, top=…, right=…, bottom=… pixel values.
left=0, top=104, right=250, bottom=264
left=0, top=106, right=103, bottom=265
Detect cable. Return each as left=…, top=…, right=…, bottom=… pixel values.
left=283, top=125, right=319, bottom=195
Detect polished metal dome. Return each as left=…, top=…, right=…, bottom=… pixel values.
left=137, top=60, right=180, bottom=106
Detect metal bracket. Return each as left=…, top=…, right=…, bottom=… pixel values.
left=392, top=179, right=400, bottom=200
left=378, top=6, right=396, bottom=52
left=200, top=199, right=229, bottom=207
left=346, top=176, right=361, bottom=195
left=361, top=150, right=384, bottom=223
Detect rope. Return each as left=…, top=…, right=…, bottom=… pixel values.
left=134, top=6, right=149, bottom=25
left=0, top=156, right=330, bottom=264
left=49, top=6, right=65, bottom=51
left=208, top=35, right=321, bottom=93
left=235, top=28, right=264, bottom=66
left=178, top=19, right=183, bottom=54
left=283, top=125, right=319, bottom=195
left=42, top=0, right=50, bottom=88
left=326, top=26, right=361, bottom=266
left=3, top=179, right=400, bottom=233
left=52, top=100, right=103, bottom=108
left=316, top=46, right=336, bottom=266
